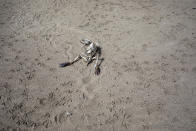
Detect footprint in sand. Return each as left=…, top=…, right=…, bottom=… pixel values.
left=54, top=111, right=72, bottom=124
left=63, top=41, right=73, bottom=60
left=82, top=76, right=91, bottom=84
left=80, top=76, right=97, bottom=100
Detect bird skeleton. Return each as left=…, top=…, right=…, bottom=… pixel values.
left=60, top=39, right=103, bottom=75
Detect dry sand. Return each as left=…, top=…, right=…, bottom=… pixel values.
left=0, top=0, right=196, bottom=130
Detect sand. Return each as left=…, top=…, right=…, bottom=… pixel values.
left=0, top=0, right=196, bottom=130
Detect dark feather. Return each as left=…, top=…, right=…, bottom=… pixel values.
left=59, top=62, right=71, bottom=67
left=95, top=66, right=100, bottom=75
left=87, top=59, right=93, bottom=66
left=96, top=47, right=102, bottom=55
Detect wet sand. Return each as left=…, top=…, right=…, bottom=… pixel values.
left=0, top=0, right=196, bottom=130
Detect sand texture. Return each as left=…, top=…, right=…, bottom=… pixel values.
left=0, top=0, right=196, bottom=130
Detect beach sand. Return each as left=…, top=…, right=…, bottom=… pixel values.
left=0, top=0, right=196, bottom=130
